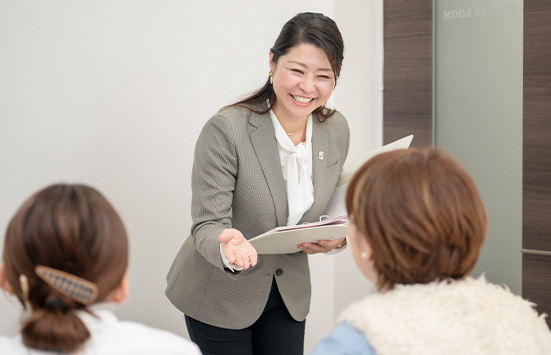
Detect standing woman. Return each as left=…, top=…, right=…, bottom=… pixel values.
left=166, top=12, right=349, bottom=355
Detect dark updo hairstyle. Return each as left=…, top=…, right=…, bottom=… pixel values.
left=2, top=184, right=128, bottom=353
left=228, top=12, right=344, bottom=122
left=345, top=148, right=487, bottom=291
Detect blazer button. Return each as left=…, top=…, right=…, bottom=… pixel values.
left=275, top=268, right=283, bottom=276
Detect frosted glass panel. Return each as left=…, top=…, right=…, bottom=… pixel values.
left=434, top=0, right=523, bottom=293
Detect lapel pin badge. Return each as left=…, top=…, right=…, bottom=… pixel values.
left=318, top=151, right=324, bottom=160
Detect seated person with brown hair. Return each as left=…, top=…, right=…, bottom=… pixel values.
left=0, top=184, right=201, bottom=354
left=311, top=148, right=551, bottom=354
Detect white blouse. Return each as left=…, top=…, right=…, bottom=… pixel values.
left=269, top=109, right=314, bottom=226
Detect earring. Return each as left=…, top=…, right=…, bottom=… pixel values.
left=269, top=71, right=273, bottom=84
left=360, top=252, right=368, bottom=259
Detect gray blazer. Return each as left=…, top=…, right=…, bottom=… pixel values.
left=165, top=105, right=350, bottom=329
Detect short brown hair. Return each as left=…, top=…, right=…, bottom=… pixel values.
left=345, top=148, right=486, bottom=290
left=2, top=184, right=128, bottom=352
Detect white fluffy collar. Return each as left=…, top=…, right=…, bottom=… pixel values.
left=339, top=276, right=551, bottom=355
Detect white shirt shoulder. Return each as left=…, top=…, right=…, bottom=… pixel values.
left=0, top=309, right=201, bottom=355
left=82, top=309, right=201, bottom=355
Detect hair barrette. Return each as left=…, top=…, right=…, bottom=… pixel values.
left=35, top=265, right=98, bottom=305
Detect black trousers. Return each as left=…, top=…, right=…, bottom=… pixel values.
left=185, top=278, right=305, bottom=355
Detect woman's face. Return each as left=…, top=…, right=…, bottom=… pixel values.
left=270, top=43, right=335, bottom=123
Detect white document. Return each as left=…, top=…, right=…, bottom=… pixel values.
left=324, top=135, right=414, bottom=216
left=249, top=216, right=348, bottom=255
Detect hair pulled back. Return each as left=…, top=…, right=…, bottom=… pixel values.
left=2, top=184, right=128, bottom=353
left=345, top=148, right=487, bottom=291
left=229, top=12, right=344, bottom=122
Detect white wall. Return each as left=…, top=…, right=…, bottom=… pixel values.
left=0, top=0, right=380, bottom=352
left=332, top=0, right=381, bottom=319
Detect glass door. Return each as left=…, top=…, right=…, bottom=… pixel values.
left=433, top=0, right=523, bottom=293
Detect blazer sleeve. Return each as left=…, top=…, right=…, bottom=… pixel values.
left=190, top=114, right=239, bottom=270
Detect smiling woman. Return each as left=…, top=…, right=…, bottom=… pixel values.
left=165, top=12, right=350, bottom=355
left=270, top=43, right=335, bottom=144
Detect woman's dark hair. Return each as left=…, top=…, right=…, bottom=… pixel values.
left=227, top=12, right=344, bottom=122
left=2, top=184, right=128, bottom=353
left=345, top=148, right=487, bottom=291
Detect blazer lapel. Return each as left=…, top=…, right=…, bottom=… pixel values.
left=300, top=117, right=328, bottom=224
left=249, top=111, right=289, bottom=227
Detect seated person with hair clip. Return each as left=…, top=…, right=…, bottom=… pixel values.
left=311, top=148, right=551, bottom=355
left=0, top=184, right=201, bottom=355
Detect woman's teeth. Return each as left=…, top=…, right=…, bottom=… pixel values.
left=292, top=95, right=313, bottom=103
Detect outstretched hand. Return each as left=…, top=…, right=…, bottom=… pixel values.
left=218, top=228, right=258, bottom=270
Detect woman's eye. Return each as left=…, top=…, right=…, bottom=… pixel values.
left=319, top=75, right=331, bottom=79
left=291, top=69, right=303, bottom=74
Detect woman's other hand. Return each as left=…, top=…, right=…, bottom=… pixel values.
left=218, top=229, right=258, bottom=270
left=298, top=237, right=346, bottom=255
